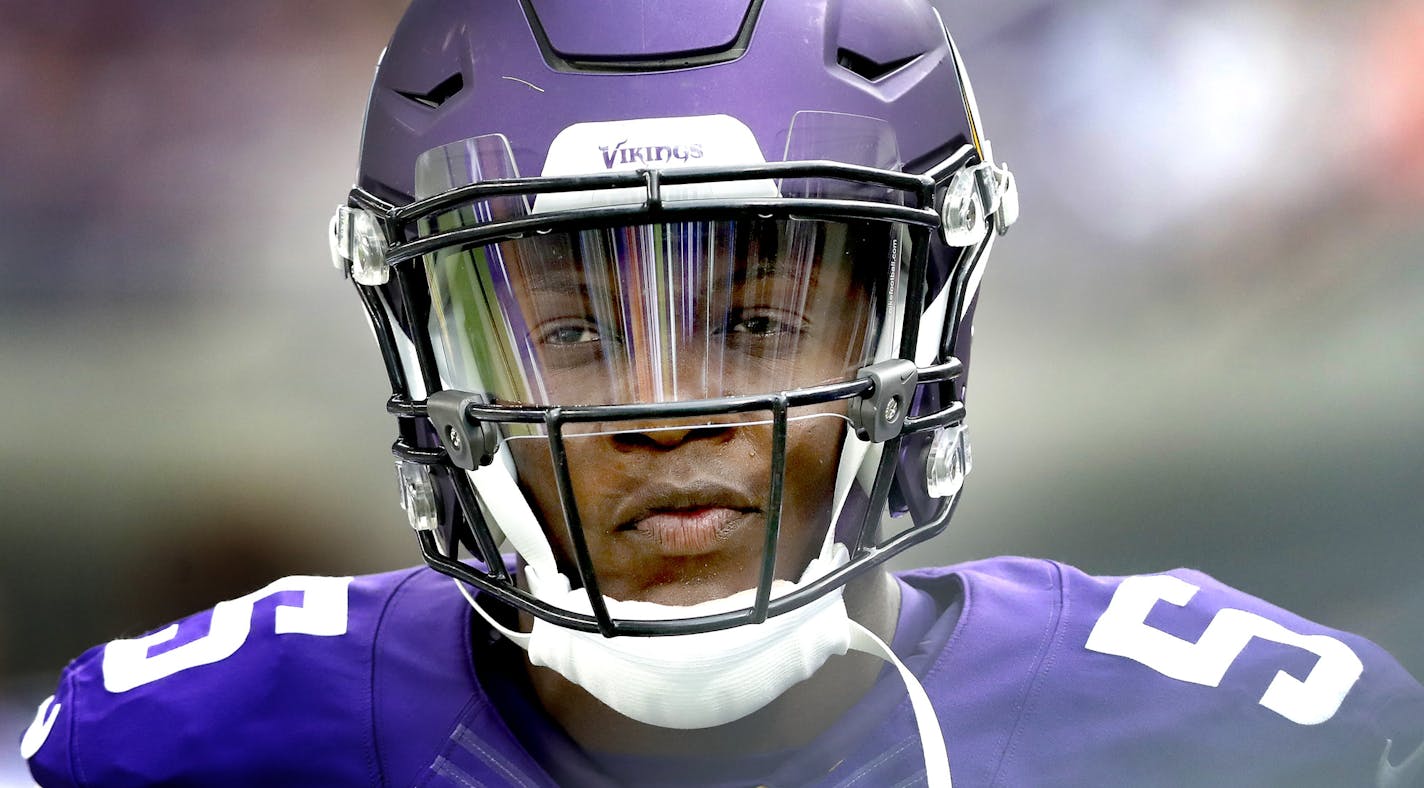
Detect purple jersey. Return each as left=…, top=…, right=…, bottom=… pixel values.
left=22, top=558, right=1424, bottom=786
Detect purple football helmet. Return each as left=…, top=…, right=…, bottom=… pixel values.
left=330, top=0, right=1017, bottom=637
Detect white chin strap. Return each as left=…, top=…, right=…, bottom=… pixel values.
left=846, top=619, right=952, bottom=787
left=453, top=545, right=952, bottom=786
left=517, top=556, right=851, bottom=730
left=456, top=431, right=949, bottom=784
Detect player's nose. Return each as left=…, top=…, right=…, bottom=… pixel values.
left=608, top=419, right=737, bottom=451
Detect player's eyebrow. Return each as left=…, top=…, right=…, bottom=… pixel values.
left=735, top=258, right=782, bottom=283
left=524, top=264, right=586, bottom=294
left=519, top=240, right=598, bottom=295
left=516, top=230, right=827, bottom=296
left=518, top=232, right=619, bottom=294
left=724, top=257, right=823, bottom=293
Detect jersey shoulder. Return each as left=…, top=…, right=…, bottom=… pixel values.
left=23, top=566, right=459, bottom=787
left=937, top=558, right=1424, bottom=786
left=1058, top=563, right=1422, bottom=727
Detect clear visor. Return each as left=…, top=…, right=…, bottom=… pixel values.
left=425, top=218, right=893, bottom=411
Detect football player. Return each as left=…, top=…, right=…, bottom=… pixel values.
left=23, top=1, right=1424, bottom=786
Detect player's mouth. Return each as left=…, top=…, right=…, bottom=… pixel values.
left=628, top=506, right=760, bottom=555
left=612, top=483, right=761, bottom=557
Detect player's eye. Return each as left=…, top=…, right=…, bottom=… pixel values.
left=534, top=319, right=602, bottom=346
left=725, top=308, right=804, bottom=338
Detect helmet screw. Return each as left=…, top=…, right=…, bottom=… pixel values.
left=446, top=425, right=463, bottom=451
left=883, top=396, right=901, bottom=424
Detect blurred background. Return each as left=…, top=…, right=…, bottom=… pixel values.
left=1, top=0, right=1421, bottom=781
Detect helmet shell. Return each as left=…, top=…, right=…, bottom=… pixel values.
left=358, top=0, right=973, bottom=203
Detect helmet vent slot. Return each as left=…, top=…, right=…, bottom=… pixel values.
left=395, top=72, right=464, bottom=109
left=835, top=48, right=920, bottom=82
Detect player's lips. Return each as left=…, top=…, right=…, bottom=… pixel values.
left=612, top=483, right=761, bottom=557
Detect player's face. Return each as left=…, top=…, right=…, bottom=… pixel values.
left=509, top=403, right=849, bottom=606
left=494, top=220, right=879, bottom=605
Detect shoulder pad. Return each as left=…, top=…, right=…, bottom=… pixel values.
left=24, top=570, right=424, bottom=786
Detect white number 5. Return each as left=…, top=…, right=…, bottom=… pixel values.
left=1085, top=574, right=1363, bottom=725
left=102, top=575, right=353, bottom=693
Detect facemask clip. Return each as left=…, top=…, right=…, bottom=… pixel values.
left=851, top=359, right=919, bottom=443
left=427, top=390, right=502, bottom=470
left=940, top=159, right=1018, bottom=246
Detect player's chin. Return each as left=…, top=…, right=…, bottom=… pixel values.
left=618, top=574, right=762, bottom=608
left=630, top=558, right=829, bottom=609
left=599, top=551, right=771, bottom=608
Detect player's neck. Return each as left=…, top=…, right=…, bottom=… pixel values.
left=525, top=569, right=901, bottom=756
